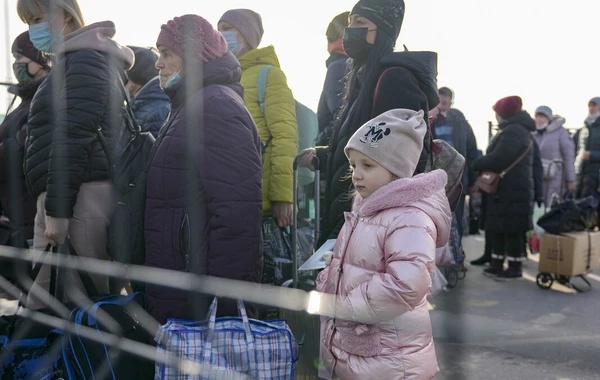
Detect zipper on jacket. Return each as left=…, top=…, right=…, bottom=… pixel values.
left=328, top=214, right=360, bottom=377
left=179, top=212, right=191, bottom=272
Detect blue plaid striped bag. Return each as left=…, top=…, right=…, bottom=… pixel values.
left=154, top=298, right=300, bottom=379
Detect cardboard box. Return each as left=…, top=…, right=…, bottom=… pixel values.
left=539, top=231, right=600, bottom=276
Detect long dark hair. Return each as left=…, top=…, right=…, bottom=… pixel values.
left=335, top=31, right=395, bottom=136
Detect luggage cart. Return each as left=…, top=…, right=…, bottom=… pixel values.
left=536, top=229, right=594, bottom=293
left=536, top=272, right=592, bottom=293
left=535, top=194, right=596, bottom=293
left=438, top=212, right=467, bottom=288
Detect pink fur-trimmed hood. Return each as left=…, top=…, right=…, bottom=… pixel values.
left=353, top=169, right=451, bottom=247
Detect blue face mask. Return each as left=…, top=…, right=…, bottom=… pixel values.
left=221, top=31, right=243, bottom=56
left=164, top=71, right=182, bottom=89
left=29, top=22, right=63, bottom=53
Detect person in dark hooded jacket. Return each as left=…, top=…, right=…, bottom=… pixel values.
left=471, top=129, right=543, bottom=266
left=575, top=97, right=600, bottom=202
left=126, top=46, right=170, bottom=137
left=473, top=96, right=535, bottom=279
left=17, top=0, right=134, bottom=309
left=0, top=32, right=50, bottom=246
left=144, top=15, right=262, bottom=324
left=0, top=32, right=50, bottom=284
left=315, top=11, right=350, bottom=146
left=298, top=0, right=439, bottom=247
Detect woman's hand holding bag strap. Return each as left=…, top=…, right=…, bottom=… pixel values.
left=475, top=138, right=533, bottom=195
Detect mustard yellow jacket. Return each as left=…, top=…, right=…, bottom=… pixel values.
left=239, top=46, right=298, bottom=215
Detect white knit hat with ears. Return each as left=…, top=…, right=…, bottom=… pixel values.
left=345, top=108, right=427, bottom=179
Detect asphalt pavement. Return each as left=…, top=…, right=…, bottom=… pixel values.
left=431, top=233, right=600, bottom=380
left=1, top=233, right=598, bottom=380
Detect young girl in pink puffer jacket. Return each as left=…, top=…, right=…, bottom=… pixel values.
left=316, top=108, right=452, bottom=380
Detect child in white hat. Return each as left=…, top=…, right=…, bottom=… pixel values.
left=316, top=108, right=451, bottom=380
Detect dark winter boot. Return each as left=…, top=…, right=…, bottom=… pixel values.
left=495, top=261, right=523, bottom=281
left=470, top=253, right=491, bottom=266
left=483, top=258, right=504, bottom=277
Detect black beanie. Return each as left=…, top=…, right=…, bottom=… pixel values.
left=127, top=46, right=159, bottom=86
left=11, top=31, right=50, bottom=68
left=351, top=0, right=405, bottom=41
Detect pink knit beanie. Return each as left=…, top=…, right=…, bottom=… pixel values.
left=156, top=14, right=227, bottom=63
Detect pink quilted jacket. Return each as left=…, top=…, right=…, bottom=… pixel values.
left=317, top=170, right=451, bottom=380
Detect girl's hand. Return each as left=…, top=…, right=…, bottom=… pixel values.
left=323, top=251, right=333, bottom=266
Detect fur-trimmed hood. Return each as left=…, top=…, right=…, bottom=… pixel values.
left=353, top=169, right=451, bottom=247
left=533, top=115, right=566, bottom=135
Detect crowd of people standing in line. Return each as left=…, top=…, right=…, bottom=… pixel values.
left=0, top=0, right=598, bottom=378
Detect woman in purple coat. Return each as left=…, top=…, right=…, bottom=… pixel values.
left=533, top=106, right=576, bottom=206
left=144, top=15, right=263, bottom=324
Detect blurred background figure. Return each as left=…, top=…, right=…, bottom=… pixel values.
left=315, top=11, right=349, bottom=147
left=218, top=9, right=298, bottom=229
left=0, top=31, right=50, bottom=285
left=432, top=86, right=479, bottom=243
left=533, top=105, right=575, bottom=206
left=575, top=97, right=600, bottom=204
left=473, top=96, right=534, bottom=280
left=126, top=46, right=170, bottom=138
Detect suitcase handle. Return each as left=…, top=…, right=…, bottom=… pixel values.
left=293, top=155, right=320, bottom=171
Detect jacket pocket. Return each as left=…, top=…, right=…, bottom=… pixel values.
left=336, top=324, right=382, bottom=357
left=179, top=212, right=191, bottom=272
left=315, top=267, right=329, bottom=293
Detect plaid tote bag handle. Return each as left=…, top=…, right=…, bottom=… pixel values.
left=203, top=298, right=258, bottom=377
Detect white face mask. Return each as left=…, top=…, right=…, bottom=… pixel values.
left=536, top=123, right=548, bottom=130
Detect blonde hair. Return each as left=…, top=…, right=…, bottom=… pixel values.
left=17, top=0, right=85, bottom=30
left=326, top=11, right=350, bottom=43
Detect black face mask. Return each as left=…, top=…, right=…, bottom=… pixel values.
left=12, top=62, right=35, bottom=84
left=343, top=27, right=373, bottom=63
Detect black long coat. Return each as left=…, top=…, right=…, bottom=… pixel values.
left=474, top=111, right=535, bottom=233
left=316, top=51, right=439, bottom=246
left=575, top=117, right=600, bottom=200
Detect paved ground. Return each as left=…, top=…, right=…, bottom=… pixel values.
left=431, top=233, right=600, bottom=380
left=1, top=234, right=599, bottom=379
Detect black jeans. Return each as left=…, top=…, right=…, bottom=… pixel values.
left=484, top=229, right=494, bottom=256
left=491, top=232, right=526, bottom=263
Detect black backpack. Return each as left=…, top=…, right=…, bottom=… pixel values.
left=96, top=82, right=156, bottom=265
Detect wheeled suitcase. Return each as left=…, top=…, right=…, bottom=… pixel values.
left=279, top=156, right=322, bottom=379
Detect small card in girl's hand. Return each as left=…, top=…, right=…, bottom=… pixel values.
left=299, top=239, right=336, bottom=271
